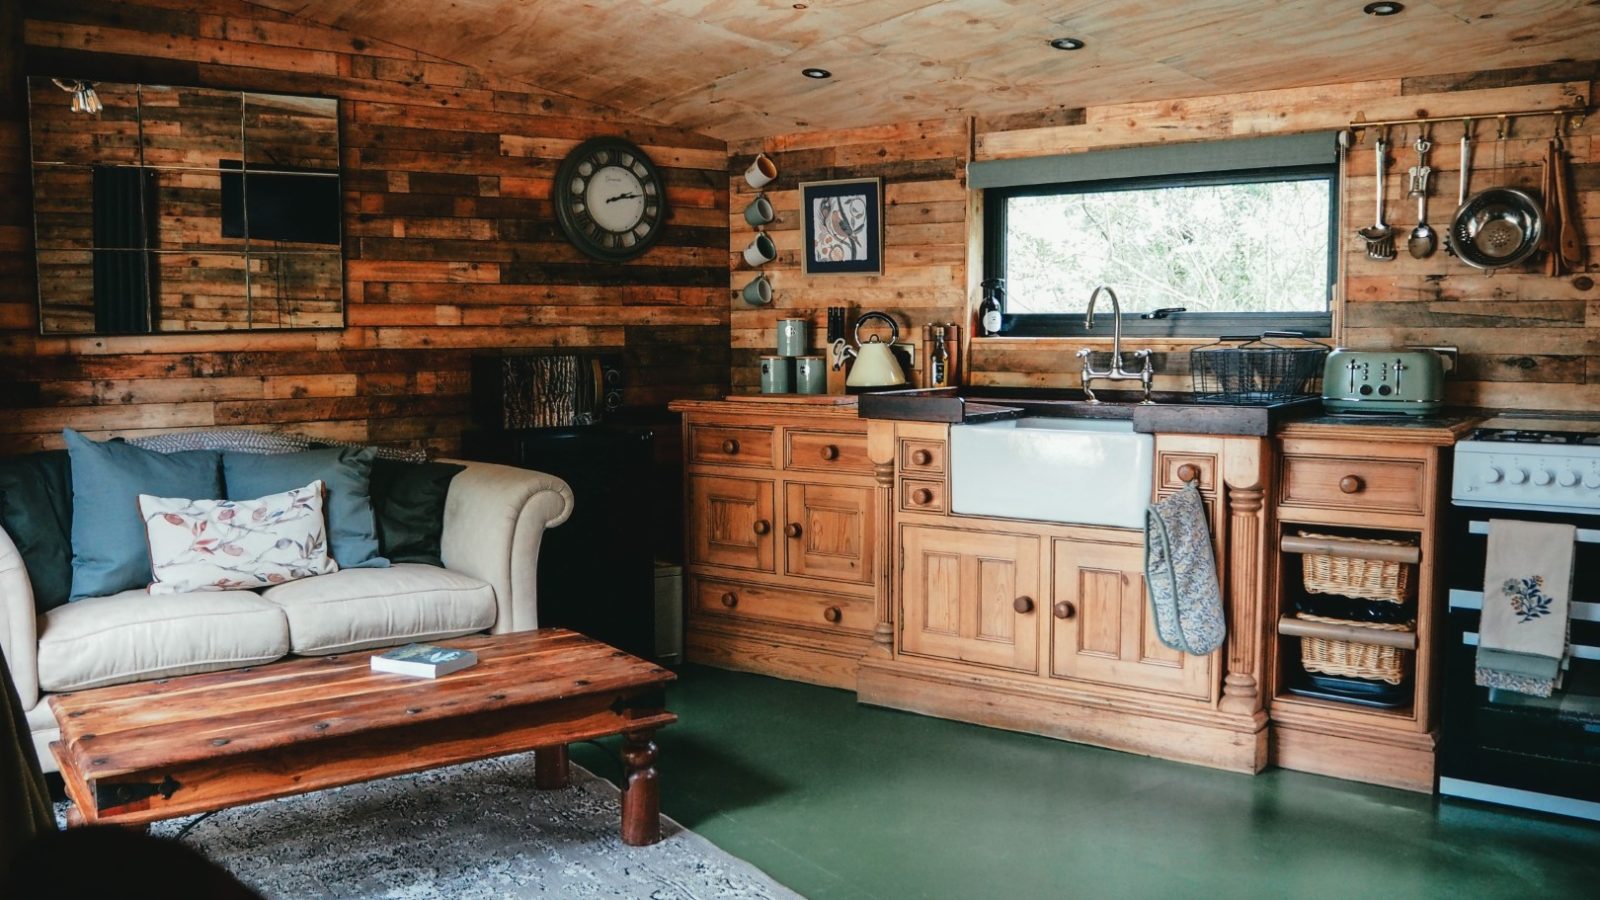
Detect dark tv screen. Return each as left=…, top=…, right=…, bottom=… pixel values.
left=220, top=160, right=340, bottom=245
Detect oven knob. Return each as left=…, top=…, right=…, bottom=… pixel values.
left=1586, top=473, right=1600, bottom=490
left=1483, top=466, right=1504, bottom=484
left=1559, top=470, right=1581, bottom=487
left=1533, top=469, right=1554, bottom=486
left=1507, top=468, right=1529, bottom=485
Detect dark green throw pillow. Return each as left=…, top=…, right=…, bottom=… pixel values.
left=223, top=447, right=388, bottom=569
left=369, top=459, right=465, bottom=567
left=0, top=450, right=74, bottom=612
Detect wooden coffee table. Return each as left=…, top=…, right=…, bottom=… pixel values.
left=49, top=629, right=676, bottom=845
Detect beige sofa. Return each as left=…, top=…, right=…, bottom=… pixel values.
left=0, top=458, right=573, bottom=772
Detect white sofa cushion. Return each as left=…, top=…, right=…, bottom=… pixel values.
left=261, top=563, right=495, bottom=655
left=37, top=590, right=290, bottom=692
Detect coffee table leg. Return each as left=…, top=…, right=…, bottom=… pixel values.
left=535, top=745, right=570, bottom=790
left=619, top=729, right=661, bottom=846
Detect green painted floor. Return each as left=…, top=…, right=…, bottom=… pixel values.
left=572, top=664, right=1600, bottom=900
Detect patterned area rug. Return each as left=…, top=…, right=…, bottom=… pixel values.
left=55, top=751, right=801, bottom=899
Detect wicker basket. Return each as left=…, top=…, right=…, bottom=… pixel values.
left=1295, top=613, right=1413, bottom=684
left=1299, top=532, right=1413, bottom=603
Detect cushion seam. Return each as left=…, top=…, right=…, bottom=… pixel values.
left=266, top=585, right=490, bottom=606
left=39, top=606, right=283, bottom=644
left=41, top=651, right=287, bottom=692
left=291, top=625, right=490, bottom=655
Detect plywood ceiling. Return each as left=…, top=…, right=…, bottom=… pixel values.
left=250, top=1, right=1600, bottom=139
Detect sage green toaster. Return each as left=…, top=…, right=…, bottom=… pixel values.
left=1321, top=349, right=1444, bottom=414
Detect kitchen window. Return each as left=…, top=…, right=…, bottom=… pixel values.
left=973, top=134, right=1338, bottom=338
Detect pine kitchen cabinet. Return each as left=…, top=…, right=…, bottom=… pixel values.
left=671, top=398, right=886, bottom=689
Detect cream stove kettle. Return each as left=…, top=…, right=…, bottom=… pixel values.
left=833, top=311, right=907, bottom=388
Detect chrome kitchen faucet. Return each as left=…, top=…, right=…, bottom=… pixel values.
left=1077, top=286, right=1154, bottom=404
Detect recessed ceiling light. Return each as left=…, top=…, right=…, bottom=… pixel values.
left=1049, top=37, right=1085, bottom=51
left=801, top=68, right=832, bottom=79
left=1363, top=2, right=1404, bottom=15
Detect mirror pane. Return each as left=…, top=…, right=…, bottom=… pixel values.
left=38, top=248, right=156, bottom=335
left=247, top=252, right=344, bottom=329
left=29, top=80, right=141, bottom=166
left=152, top=251, right=250, bottom=332
left=152, top=168, right=246, bottom=252
left=138, top=85, right=244, bottom=170
left=244, top=93, right=339, bottom=171
left=31, top=165, right=94, bottom=250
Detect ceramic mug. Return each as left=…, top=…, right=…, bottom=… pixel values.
left=759, top=355, right=793, bottom=394
left=744, top=153, right=778, bottom=189
left=743, top=193, right=775, bottom=226
left=776, top=318, right=808, bottom=357
left=740, top=273, right=773, bottom=305
left=795, top=355, right=827, bottom=394
left=742, top=232, right=777, bottom=267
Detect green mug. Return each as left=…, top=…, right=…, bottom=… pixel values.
left=741, top=274, right=772, bottom=306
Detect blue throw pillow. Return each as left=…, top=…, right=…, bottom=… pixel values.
left=63, top=429, right=224, bottom=601
left=223, top=447, right=388, bottom=570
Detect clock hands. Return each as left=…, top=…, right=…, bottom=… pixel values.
left=604, top=191, right=642, bottom=204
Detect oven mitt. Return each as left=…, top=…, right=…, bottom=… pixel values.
left=1144, top=482, right=1226, bottom=655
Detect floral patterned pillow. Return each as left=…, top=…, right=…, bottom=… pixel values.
left=138, top=480, right=339, bottom=594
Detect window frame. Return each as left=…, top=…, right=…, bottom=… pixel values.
left=982, top=163, right=1339, bottom=339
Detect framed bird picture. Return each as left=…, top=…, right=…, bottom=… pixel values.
left=799, top=177, right=883, bottom=276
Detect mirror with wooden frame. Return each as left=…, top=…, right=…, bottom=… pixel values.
left=28, top=78, right=343, bottom=335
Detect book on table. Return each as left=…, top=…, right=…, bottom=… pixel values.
left=370, top=643, right=479, bottom=678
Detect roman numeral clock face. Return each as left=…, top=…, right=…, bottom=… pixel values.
left=553, top=138, right=667, bottom=262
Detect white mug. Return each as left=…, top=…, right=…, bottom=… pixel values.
left=744, top=153, right=778, bottom=189
left=742, top=232, right=777, bottom=267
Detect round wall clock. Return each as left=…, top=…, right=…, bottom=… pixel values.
left=552, top=137, right=668, bottom=262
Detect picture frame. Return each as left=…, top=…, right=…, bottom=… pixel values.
left=799, top=177, right=883, bottom=276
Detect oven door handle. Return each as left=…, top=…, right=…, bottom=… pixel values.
left=1461, top=631, right=1600, bottom=661
left=1468, top=520, right=1600, bottom=543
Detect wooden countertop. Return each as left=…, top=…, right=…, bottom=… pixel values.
left=1276, top=412, right=1484, bottom=445
left=669, top=395, right=861, bottom=418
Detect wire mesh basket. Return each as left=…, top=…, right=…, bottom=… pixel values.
left=1189, top=331, right=1329, bottom=405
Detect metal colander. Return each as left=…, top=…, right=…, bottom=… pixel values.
left=1189, top=332, right=1329, bottom=405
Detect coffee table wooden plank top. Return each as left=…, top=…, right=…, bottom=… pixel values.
left=49, top=629, right=676, bottom=844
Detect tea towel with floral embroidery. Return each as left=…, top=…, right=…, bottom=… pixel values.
left=1475, top=519, right=1574, bottom=697
left=1144, top=481, right=1225, bottom=656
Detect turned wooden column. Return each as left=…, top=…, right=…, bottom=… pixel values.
left=619, top=730, right=661, bottom=846
left=866, top=420, right=897, bottom=659
left=1220, top=438, right=1271, bottom=718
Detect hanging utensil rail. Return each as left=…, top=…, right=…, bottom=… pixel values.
left=1348, top=104, right=1588, bottom=143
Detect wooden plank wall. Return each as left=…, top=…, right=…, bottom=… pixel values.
left=0, top=0, right=729, bottom=455
left=726, top=119, right=971, bottom=392
left=729, top=62, right=1600, bottom=411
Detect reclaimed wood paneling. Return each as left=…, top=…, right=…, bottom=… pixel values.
left=733, top=62, right=1599, bottom=410
left=0, top=0, right=730, bottom=455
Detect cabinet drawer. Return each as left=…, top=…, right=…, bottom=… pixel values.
left=900, top=478, right=947, bottom=514
left=785, top=429, right=872, bottom=475
left=693, top=578, right=873, bottom=634
left=689, top=424, right=774, bottom=468
left=1281, top=454, right=1426, bottom=516
left=900, top=439, right=946, bottom=475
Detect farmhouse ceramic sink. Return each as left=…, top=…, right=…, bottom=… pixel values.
left=949, top=417, right=1154, bottom=528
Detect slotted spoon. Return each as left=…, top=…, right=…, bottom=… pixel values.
left=1358, top=136, right=1396, bottom=260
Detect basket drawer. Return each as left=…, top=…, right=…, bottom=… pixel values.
left=1281, top=454, right=1426, bottom=516
left=1295, top=613, right=1414, bottom=685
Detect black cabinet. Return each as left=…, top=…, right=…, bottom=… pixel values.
left=464, top=426, right=656, bottom=659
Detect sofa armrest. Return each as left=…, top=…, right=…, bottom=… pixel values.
left=0, top=528, right=40, bottom=710
left=437, top=459, right=574, bottom=634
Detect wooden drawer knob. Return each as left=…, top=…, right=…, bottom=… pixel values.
left=784, top=522, right=803, bottom=538
left=1339, top=475, right=1365, bottom=494
left=721, top=439, right=739, bottom=454
left=911, top=449, right=933, bottom=466
left=1053, top=601, right=1076, bottom=620
left=752, top=519, right=771, bottom=535
left=823, top=606, right=842, bottom=623
left=720, top=592, right=738, bottom=608
left=1013, top=596, right=1035, bottom=614
left=819, top=444, right=839, bottom=461
left=1177, top=463, right=1201, bottom=484
left=912, top=488, right=934, bottom=506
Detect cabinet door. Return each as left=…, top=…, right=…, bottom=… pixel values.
left=900, top=526, right=1040, bottom=673
left=688, top=475, right=775, bottom=572
left=1051, top=537, right=1211, bottom=699
left=782, top=481, right=875, bottom=586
